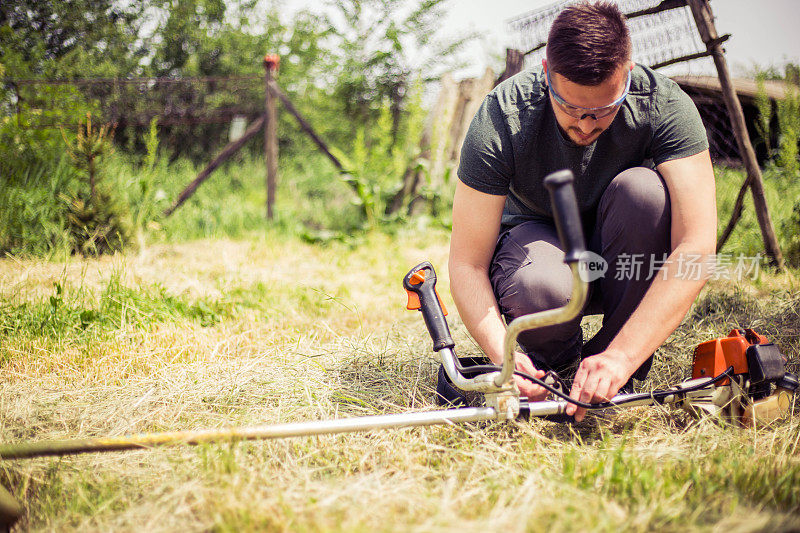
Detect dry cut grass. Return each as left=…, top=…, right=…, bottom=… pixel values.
left=1, top=229, right=799, bottom=532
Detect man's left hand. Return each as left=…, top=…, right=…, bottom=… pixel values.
left=565, top=349, right=636, bottom=422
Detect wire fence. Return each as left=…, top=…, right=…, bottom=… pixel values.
left=8, top=75, right=264, bottom=128
left=509, top=0, right=714, bottom=74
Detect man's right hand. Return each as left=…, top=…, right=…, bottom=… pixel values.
left=512, top=352, right=548, bottom=401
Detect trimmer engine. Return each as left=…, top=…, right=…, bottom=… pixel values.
left=688, top=328, right=798, bottom=425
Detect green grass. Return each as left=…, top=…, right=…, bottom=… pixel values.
left=3, top=140, right=798, bottom=262
left=111, top=149, right=377, bottom=243
left=0, top=158, right=75, bottom=258
left=0, top=273, right=232, bottom=349
left=0, top=148, right=373, bottom=257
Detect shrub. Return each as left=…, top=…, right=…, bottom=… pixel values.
left=776, top=87, right=800, bottom=177
left=60, top=114, right=131, bottom=256
left=784, top=201, right=800, bottom=267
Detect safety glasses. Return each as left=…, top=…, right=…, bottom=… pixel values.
left=545, top=65, right=631, bottom=120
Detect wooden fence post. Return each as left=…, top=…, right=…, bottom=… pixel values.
left=687, top=0, right=784, bottom=268
left=264, top=54, right=280, bottom=220
left=495, top=48, right=525, bottom=86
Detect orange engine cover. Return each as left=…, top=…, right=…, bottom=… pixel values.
left=692, top=329, right=768, bottom=383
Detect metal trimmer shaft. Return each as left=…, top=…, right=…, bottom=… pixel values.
left=0, top=407, right=498, bottom=460
left=1, top=385, right=718, bottom=461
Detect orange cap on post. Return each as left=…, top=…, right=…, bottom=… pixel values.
left=263, top=54, right=280, bottom=72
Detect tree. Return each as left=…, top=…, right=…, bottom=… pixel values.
left=137, top=1, right=339, bottom=159
left=326, top=0, right=474, bottom=143
left=0, top=0, right=147, bottom=79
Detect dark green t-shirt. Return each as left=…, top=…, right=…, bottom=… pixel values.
left=457, top=64, right=709, bottom=229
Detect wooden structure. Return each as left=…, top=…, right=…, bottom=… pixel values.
left=672, top=75, right=799, bottom=164
left=264, top=54, right=279, bottom=219
left=165, top=55, right=348, bottom=219
left=163, top=115, right=266, bottom=217
left=388, top=68, right=496, bottom=215
left=687, top=0, right=782, bottom=266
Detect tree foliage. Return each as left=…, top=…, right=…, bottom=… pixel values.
left=0, top=0, right=147, bottom=79
left=327, top=0, right=472, bottom=140
left=2, top=0, right=471, bottom=157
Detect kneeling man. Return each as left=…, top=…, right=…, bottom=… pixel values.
left=449, top=2, right=716, bottom=421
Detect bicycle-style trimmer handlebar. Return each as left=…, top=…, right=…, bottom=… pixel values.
left=403, top=262, right=454, bottom=352
left=543, top=169, right=587, bottom=264
left=405, top=169, right=589, bottom=395
left=404, top=261, right=506, bottom=393
left=496, top=170, right=589, bottom=388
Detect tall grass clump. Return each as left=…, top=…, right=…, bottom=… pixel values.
left=0, top=111, right=75, bottom=257
left=774, top=86, right=800, bottom=265
left=0, top=159, right=73, bottom=257
left=784, top=201, right=800, bottom=267
left=754, top=74, right=773, bottom=156
left=776, top=87, right=800, bottom=177
left=332, top=82, right=428, bottom=228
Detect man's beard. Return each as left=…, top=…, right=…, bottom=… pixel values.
left=567, top=126, right=603, bottom=146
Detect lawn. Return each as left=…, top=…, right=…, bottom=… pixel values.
left=1, top=222, right=798, bottom=531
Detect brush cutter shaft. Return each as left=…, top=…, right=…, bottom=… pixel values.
left=524, top=383, right=718, bottom=417
left=0, top=408, right=499, bottom=460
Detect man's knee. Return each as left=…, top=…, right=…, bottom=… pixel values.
left=489, top=222, right=582, bottom=367
left=598, top=167, right=670, bottom=251
left=494, top=260, right=573, bottom=320
left=490, top=222, right=573, bottom=320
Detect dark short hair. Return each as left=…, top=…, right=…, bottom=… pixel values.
left=546, top=1, right=632, bottom=86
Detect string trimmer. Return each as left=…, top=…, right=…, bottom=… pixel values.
left=1, top=170, right=796, bottom=528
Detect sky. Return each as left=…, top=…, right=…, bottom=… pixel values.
left=282, top=0, right=800, bottom=80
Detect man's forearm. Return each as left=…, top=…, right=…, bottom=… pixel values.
left=448, top=262, right=508, bottom=364
left=608, top=245, right=712, bottom=370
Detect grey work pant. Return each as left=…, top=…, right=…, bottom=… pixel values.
left=489, top=167, right=671, bottom=381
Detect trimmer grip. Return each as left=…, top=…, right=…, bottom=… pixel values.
left=403, top=261, right=455, bottom=352
left=544, top=170, right=586, bottom=264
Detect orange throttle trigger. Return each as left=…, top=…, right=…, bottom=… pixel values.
left=405, top=270, right=447, bottom=314
left=403, top=261, right=454, bottom=352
